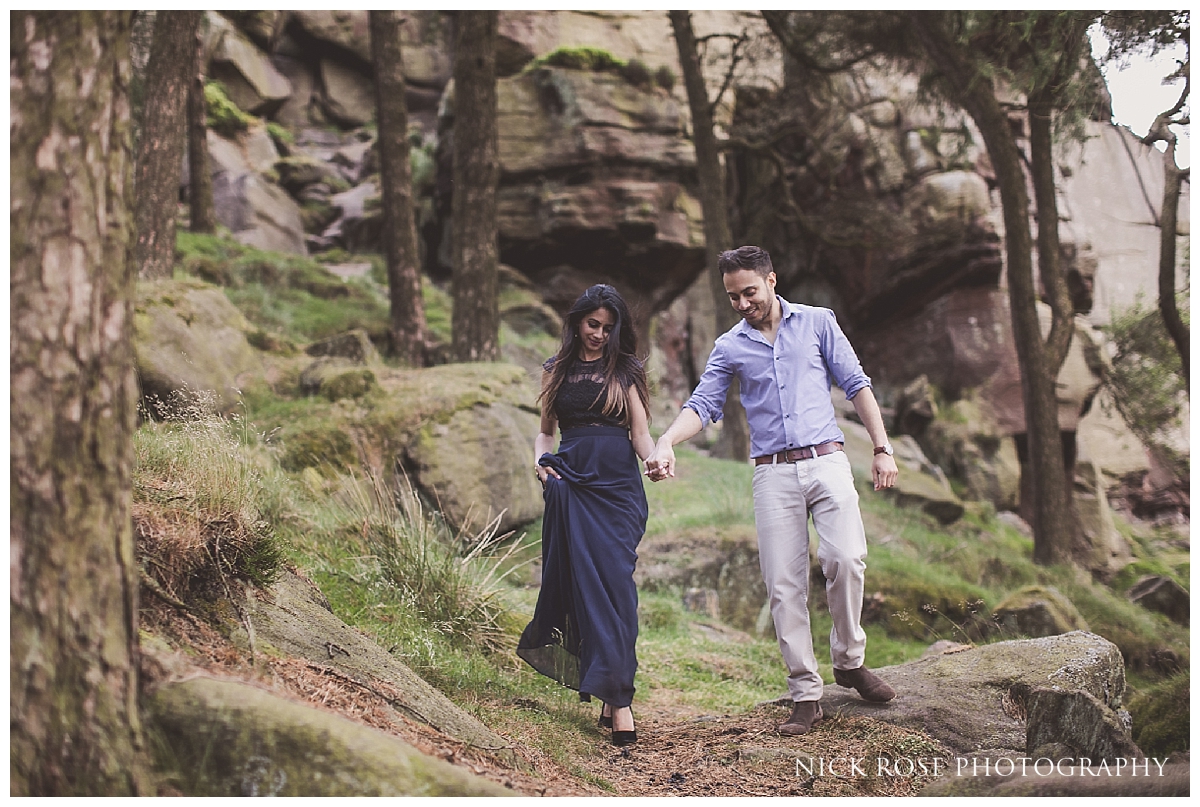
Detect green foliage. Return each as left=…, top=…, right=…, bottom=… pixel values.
left=527, top=47, right=664, bottom=91
left=1101, top=293, right=1189, bottom=476
left=654, top=65, right=677, bottom=91
left=1126, top=671, right=1190, bottom=756
left=265, top=121, right=294, bottom=148
left=1099, top=10, right=1189, bottom=70
left=204, top=81, right=256, bottom=138
left=529, top=46, right=626, bottom=73
left=340, top=474, right=530, bottom=653
left=620, top=58, right=652, bottom=88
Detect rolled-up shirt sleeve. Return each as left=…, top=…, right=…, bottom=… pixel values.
left=683, top=337, right=734, bottom=427
left=819, top=309, right=872, bottom=400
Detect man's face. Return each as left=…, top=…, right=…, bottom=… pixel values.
left=723, top=268, right=777, bottom=326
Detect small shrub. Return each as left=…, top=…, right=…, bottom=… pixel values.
left=654, top=65, right=677, bottom=91
left=620, top=58, right=652, bottom=88
left=204, top=81, right=255, bottom=138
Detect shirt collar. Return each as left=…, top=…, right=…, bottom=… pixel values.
left=734, top=294, right=794, bottom=337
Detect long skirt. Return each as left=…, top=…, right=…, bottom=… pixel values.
left=517, top=426, right=648, bottom=708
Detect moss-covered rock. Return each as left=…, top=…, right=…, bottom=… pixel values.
left=820, top=631, right=1128, bottom=756
left=144, top=676, right=511, bottom=796
left=135, top=278, right=263, bottom=414
left=994, top=585, right=1089, bottom=638
left=238, top=571, right=519, bottom=763
left=1026, top=686, right=1141, bottom=760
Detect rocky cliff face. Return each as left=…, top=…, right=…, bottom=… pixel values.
left=188, top=10, right=1185, bottom=528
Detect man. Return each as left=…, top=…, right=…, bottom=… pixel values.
left=645, top=245, right=899, bottom=736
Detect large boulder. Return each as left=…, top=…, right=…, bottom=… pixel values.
left=275, top=361, right=546, bottom=538
left=817, top=631, right=1129, bottom=755
left=992, top=585, right=1090, bottom=638
left=135, top=279, right=262, bottom=415
left=206, top=12, right=292, bottom=117
left=318, top=59, right=375, bottom=128
left=207, top=127, right=307, bottom=255
left=407, top=396, right=544, bottom=535
left=1126, top=575, right=1190, bottom=626
left=144, top=676, right=510, bottom=796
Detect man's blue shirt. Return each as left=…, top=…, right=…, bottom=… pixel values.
left=683, top=296, right=872, bottom=458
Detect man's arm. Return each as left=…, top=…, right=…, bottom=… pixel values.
left=645, top=407, right=704, bottom=481
left=849, top=387, right=898, bottom=491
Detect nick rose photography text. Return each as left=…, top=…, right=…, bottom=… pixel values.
left=796, top=756, right=1171, bottom=778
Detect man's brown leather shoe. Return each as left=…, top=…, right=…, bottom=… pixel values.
left=833, top=666, right=896, bottom=702
left=779, top=701, right=823, bottom=736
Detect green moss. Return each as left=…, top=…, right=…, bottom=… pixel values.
left=654, top=64, right=677, bottom=91
left=528, top=46, right=627, bottom=73
left=321, top=368, right=378, bottom=401
left=1127, top=671, right=1190, bottom=756
left=204, top=81, right=256, bottom=138
left=279, top=425, right=358, bottom=474
left=266, top=121, right=294, bottom=147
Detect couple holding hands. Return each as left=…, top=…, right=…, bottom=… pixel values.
left=518, top=246, right=899, bottom=747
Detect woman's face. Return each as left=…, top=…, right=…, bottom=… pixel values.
left=577, top=306, right=616, bottom=357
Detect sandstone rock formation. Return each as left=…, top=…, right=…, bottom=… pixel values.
left=135, top=279, right=262, bottom=415
left=144, top=677, right=509, bottom=796
left=817, top=631, right=1131, bottom=756
left=238, top=571, right=516, bottom=761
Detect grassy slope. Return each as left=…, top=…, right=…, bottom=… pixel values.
left=151, top=233, right=1189, bottom=786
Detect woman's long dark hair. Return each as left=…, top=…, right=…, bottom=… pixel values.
left=539, top=284, right=650, bottom=426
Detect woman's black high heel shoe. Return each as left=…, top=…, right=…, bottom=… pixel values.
left=612, top=729, right=638, bottom=747
left=597, top=705, right=612, bottom=729
left=611, top=707, right=637, bottom=746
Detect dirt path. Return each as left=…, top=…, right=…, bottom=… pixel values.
left=143, top=599, right=944, bottom=797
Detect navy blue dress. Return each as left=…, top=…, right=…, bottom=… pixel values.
left=517, top=357, right=648, bottom=708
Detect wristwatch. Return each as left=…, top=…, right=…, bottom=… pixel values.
left=873, top=443, right=894, bottom=456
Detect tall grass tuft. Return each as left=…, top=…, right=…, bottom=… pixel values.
left=340, top=473, right=529, bottom=653
left=134, top=393, right=286, bottom=600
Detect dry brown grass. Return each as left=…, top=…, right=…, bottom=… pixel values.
left=134, top=402, right=284, bottom=602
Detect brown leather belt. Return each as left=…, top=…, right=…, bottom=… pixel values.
left=754, top=441, right=844, bottom=465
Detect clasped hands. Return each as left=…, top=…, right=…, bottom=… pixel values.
left=643, top=439, right=675, bottom=483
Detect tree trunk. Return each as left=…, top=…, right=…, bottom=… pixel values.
left=910, top=12, right=1074, bottom=566
left=188, top=14, right=215, bottom=234
left=670, top=10, right=751, bottom=462
left=11, top=11, right=152, bottom=795
left=1158, top=153, right=1189, bottom=392
left=450, top=11, right=500, bottom=363
left=1028, top=89, right=1074, bottom=374
left=371, top=10, right=428, bottom=365
left=133, top=10, right=200, bottom=279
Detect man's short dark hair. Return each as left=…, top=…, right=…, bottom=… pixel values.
left=718, top=245, right=774, bottom=277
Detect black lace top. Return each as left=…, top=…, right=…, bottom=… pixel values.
left=544, top=356, right=628, bottom=431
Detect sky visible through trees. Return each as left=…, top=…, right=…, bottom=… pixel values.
left=1091, top=25, right=1191, bottom=167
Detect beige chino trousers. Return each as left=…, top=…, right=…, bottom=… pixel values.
left=752, top=450, right=868, bottom=702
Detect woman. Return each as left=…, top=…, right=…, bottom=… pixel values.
left=517, top=284, right=653, bottom=747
